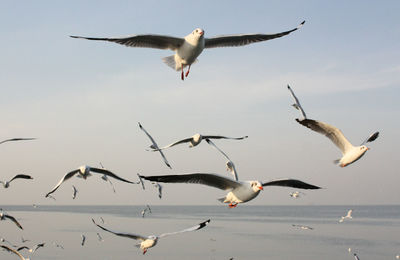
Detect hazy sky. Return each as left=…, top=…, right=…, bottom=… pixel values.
left=1, top=1, right=399, bottom=205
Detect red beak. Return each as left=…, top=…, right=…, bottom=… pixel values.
left=259, top=186, right=263, bottom=190
left=199, top=31, right=204, bottom=36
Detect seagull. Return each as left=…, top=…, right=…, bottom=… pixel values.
left=138, top=173, right=321, bottom=208
left=292, top=224, right=313, bottom=230
left=205, top=139, right=238, bottom=181
left=0, top=238, right=17, bottom=247
left=70, top=21, right=304, bottom=80
left=152, top=133, right=248, bottom=151
left=45, top=165, right=136, bottom=197
left=287, top=85, right=379, bottom=167
left=45, top=194, right=56, bottom=201
left=17, top=243, right=45, bottom=253
left=137, top=173, right=146, bottom=190
left=72, top=185, right=78, bottom=199
left=96, top=232, right=104, bottom=242
left=0, top=174, right=33, bottom=188
left=151, top=182, right=163, bottom=199
left=139, top=122, right=171, bottom=169
left=339, top=209, right=353, bottom=223
left=141, top=205, right=152, bottom=218
left=92, top=218, right=210, bottom=254
left=52, top=241, right=64, bottom=249
left=0, top=245, right=30, bottom=260
left=0, top=210, right=23, bottom=229
left=0, top=138, right=36, bottom=145
left=81, top=234, right=86, bottom=246
left=21, top=237, right=30, bottom=243
left=289, top=191, right=305, bottom=198
left=99, top=163, right=116, bottom=193
left=100, top=217, right=105, bottom=224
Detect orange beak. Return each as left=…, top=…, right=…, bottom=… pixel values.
left=199, top=31, right=204, bottom=36
left=367, top=147, right=370, bottom=150
left=259, top=186, right=264, bottom=190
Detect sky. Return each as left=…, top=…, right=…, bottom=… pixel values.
left=0, top=0, right=399, bottom=205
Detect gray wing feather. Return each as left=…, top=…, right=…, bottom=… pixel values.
left=45, top=170, right=79, bottom=197
left=205, top=21, right=305, bottom=48
left=156, top=137, right=194, bottom=150
left=70, top=34, right=184, bottom=51
left=0, top=138, right=36, bottom=145
left=9, top=174, right=33, bottom=183
left=287, top=85, right=307, bottom=119
left=159, top=219, right=210, bottom=238
left=262, top=178, right=321, bottom=189
left=89, top=167, right=135, bottom=184
left=205, top=139, right=238, bottom=181
left=0, top=245, right=25, bottom=260
left=92, top=219, right=146, bottom=241
left=138, top=173, right=241, bottom=190
left=296, top=118, right=354, bottom=154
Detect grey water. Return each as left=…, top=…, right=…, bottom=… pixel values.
left=1, top=205, right=399, bottom=259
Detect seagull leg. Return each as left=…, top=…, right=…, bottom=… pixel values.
left=185, top=65, right=191, bottom=77
left=143, top=249, right=147, bottom=255
left=181, top=67, right=184, bottom=81
left=228, top=203, right=237, bottom=208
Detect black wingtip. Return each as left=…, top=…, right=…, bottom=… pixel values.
left=287, top=84, right=291, bottom=89
left=138, top=122, right=142, bottom=128
left=198, top=219, right=211, bottom=229
left=301, top=20, right=306, bottom=25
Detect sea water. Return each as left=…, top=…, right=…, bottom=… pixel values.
left=0, top=205, right=399, bottom=259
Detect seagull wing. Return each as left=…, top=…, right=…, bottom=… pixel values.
left=139, top=122, right=172, bottom=169
left=89, top=167, right=135, bottom=184
left=4, top=214, right=23, bottom=229
left=205, top=139, right=238, bottom=181
left=296, top=118, right=354, bottom=154
left=262, top=178, right=321, bottom=189
left=137, top=173, right=146, bottom=190
left=360, top=131, right=379, bottom=145
left=138, top=173, right=241, bottom=190
left=1, top=245, right=26, bottom=260
left=70, top=34, right=184, bottom=51
left=202, top=135, right=248, bottom=140
left=92, top=219, right=147, bottom=241
left=9, top=174, right=33, bottom=183
left=16, top=246, right=29, bottom=251
left=0, top=138, right=36, bottom=145
left=156, top=137, right=194, bottom=150
left=159, top=219, right=210, bottom=238
left=287, top=85, right=307, bottom=119
left=205, top=21, right=304, bottom=48
left=45, top=170, right=79, bottom=197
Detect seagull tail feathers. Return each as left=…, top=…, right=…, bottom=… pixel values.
left=162, top=55, right=180, bottom=71
left=333, top=159, right=340, bottom=164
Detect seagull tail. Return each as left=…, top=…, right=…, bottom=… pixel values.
left=217, top=197, right=226, bottom=203
left=333, top=159, right=340, bottom=164
left=162, top=55, right=180, bottom=71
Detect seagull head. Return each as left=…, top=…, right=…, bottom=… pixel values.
left=79, top=165, right=91, bottom=177
left=192, top=28, right=204, bottom=37
left=250, top=181, right=263, bottom=192
left=360, top=145, right=369, bottom=152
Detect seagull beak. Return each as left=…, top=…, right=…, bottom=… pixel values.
left=199, top=31, right=204, bottom=36
left=259, top=186, right=263, bottom=190
left=367, top=147, right=370, bottom=150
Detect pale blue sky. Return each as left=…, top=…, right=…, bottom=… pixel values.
left=0, top=1, right=399, bottom=205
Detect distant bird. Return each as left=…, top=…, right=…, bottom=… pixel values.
left=72, top=185, right=78, bottom=199
left=396, top=255, right=399, bottom=259
left=339, top=209, right=353, bottom=223
left=152, top=182, right=163, bottom=199
left=96, top=233, right=104, bottom=242
left=0, top=237, right=17, bottom=247
left=287, top=85, right=379, bottom=167
left=0, top=210, right=23, bottom=229
left=292, top=224, right=313, bottom=230
left=32, top=204, right=37, bottom=208
left=52, top=241, right=64, bottom=249
left=0, top=245, right=30, bottom=260
left=289, top=191, right=305, bottom=198
left=17, top=243, right=45, bottom=253
left=81, top=234, right=86, bottom=246
left=100, top=217, right=105, bottom=224
left=92, top=218, right=210, bottom=254
left=45, top=194, right=56, bottom=201
left=70, top=21, right=304, bottom=80
left=353, top=253, right=360, bottom=260
left=21, top=237, right=30, bottom=243
left=139, top=173, right=320, bottom=208
left=205, top=139, right=238, bottom=181
left=152, top=133, right=248, bottom=151
left=99, top=163, right=116, bottom=193
left=139, top=122, right=171, bottom=169
left=0, top=138, right=36, bottom=145
left=141, top=205, right=152, bottom=218
left=0, top=174, right=33, bottom=188
left=137, top=174, right=146, bottom=190
left=45, top=165, right=136, bottom=197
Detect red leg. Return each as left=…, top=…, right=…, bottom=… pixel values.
left=228, top=203, right=237, bottom=208
left=181, top=67, right=184, bottom=81
left=143, top=249, right=147, bottom=255
left=185, top=65, right=191, bottom=77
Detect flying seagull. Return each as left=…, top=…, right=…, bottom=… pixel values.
left=0, top=210, right=23, bottom=229
left=0, top=174, right=33, bottom=188
left=99, top=163, right=116, bottom=193
left=0, top=138, right=36, bottom=145
left=17, top=243, right=45, bottom=253
left=138, top=173, right=320, bottom=208
left=81, top=234, right=86, bottom=246
left=339, top=209, right=353, bottom=223
left=289, top=191, right=305, bottom=198
left=287, top=85, right=379, bottom=167
left=0, top=238, right=17, bottom=247
left=137, top=173, right=146, bottom=190
left=141, top=205, right=152, bottom=218
left=292, top=224, right=313, bottom=230
left=21, top=237, right=30, bottom=243
left=96, top=232, right=104, bottom=242
left=70, top=21, right=305, bottom=80
left=45, top=165, right=136, bottom=197
left=151, top=133, right=248, bottom=151
left=139, top=122, right=171, bottom=169
left=92, top=218, right=210, bottom=254
left=0, top=245, right=30, bottom=260
left=205, top=138, right=238, bottom=181
left=152, top=182, right=163, bottom=199
left=72, top=185, right=78, bottom=199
